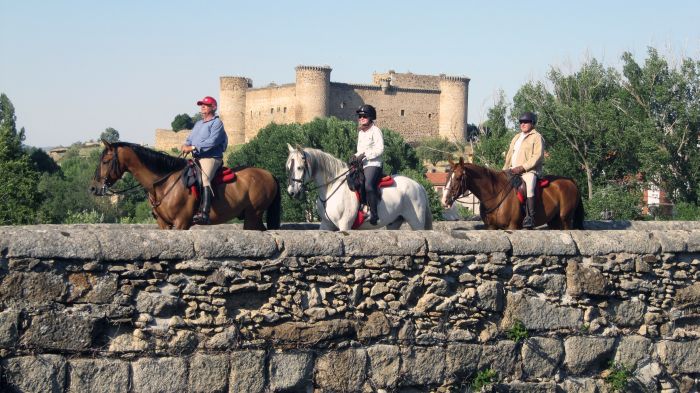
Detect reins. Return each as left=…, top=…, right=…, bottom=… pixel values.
left=451, top=168, right=515, bottom=215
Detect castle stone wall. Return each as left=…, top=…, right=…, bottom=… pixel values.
left=1, top=224, right=699, bottom=392
left=245, top=84, right=297, bottom=142
left=328, top=84, right=441, bottom=142
left=155, top=128, right=191, bottom=152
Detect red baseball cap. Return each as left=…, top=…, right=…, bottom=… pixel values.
left=196, top=96, right=217, bottom=107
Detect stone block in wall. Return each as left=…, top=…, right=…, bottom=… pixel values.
left=132, top=357, right=187, bottom=393
left=68, top=358, right=130, bottom=393
left=614, top=335, right=652, bottom=370
left=1, top=354, right=66, bottom=393
left=94, top=230, right=195, bottom=261
left=188, top=353, right=229, bottom=393
left=271, top=230, right=344, bottom=257
left=67, top=272, right=117, bottom=303
left=343, top=231, right=426, bottom=256
left=476, top=280, right=504, bottom=312
left=367, top=344, right=401, bottom=389
left=563, top=337, right=616, bottom=374
left=521, top=337, right=564, bottom=379
left=478, top=341, right=519, bottom=379
left=399, top=346, right=445, bottom=386
left=526, top=274, right=566, bottom=296
left=651, top=230, right=692, bottom=253
left=192, top=230, right=278, bottom=259
left=358, top=311, right=391, bottom=341
left=315, top=348, right=368, bottom=392
left=0, top=308, right=19, bottom=348
left=688, top=230, right=700, bottom=252
left=506, top=231, right=577, bottom=256
left=570, top=231, right=660, bottom=255
left=675, top=282, right=700, bottom=308
left=559, top=378, right=607, bottom=393
left=229, top=350, right=265, bottom=393
left=444, top=343, right=481, bottom=382
left=22, top=310, right=96, bottom=351
left=658, top=339, right=700, bottom=374
left=566, top=261, right=608, bottom=296
left=424, top=230, right=511, bottom=254
left=607, top=299, right=646, bottom=327
left=4, top=228, right=101, bottom=259
left=493, top=382, right=558, bottom=392
left=0, top=271, right=68, bottom=304
left=269, top=351, right=314, bottom=392
left=135, top=284, right=182, bottom=316
left=503, top=293, right=583, bottom=331
left=258, top=320, right=356, bottom=345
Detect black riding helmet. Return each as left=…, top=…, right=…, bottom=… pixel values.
left=518, top=112, right=537, bottom=125
left=356, top=104, right=377, bottom=121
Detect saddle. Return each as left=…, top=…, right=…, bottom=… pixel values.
left=181, top=160, right=237, bottom=200
left=511, top=175, right=551, bottom=204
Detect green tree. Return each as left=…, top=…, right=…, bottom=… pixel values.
left=171, top=113, right=194, bottom=131
left=473, top=90, right=514, bottom=168
left=25, top=146, right=60, bottom=174
left=100, top=127, right=120, bottom=143
left=415, top=136, right=459, bottom=166
left=512, top=59, right=639, bottom=199
left=620, top=48, right=700, bottom=204
left=0, top=93, right=41, bottom=224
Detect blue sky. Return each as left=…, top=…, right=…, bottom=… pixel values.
left=1, top=0, right=698, bottom=148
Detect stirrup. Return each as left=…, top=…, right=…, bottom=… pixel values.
left=192, top=213, right=210, bottom=225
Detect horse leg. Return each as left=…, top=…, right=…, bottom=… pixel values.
left=386, top=217, right=405, bottom=230
left=243, top=208, right=266, bottom=230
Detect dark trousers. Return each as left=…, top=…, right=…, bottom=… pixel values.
left=363, top=166, right=381, bottom=222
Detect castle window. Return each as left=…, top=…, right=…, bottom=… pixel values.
left=340, top=102, right=345, bottom=109
left=271, top=108, right=274, bottom=114
left=428, top=113, right=432, bottom=119
left=401, top=110, right=405, bottom=117
left=283, top=107, right=287, bottom=113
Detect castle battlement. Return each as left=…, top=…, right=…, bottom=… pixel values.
left=155, top=66, right=470, bottom=151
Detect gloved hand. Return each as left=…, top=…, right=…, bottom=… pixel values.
left=510, top=166, right=525, bottom=175
left=356, top=152, right=366, bottom=161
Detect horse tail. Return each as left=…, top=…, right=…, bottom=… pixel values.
left=266, top=176, right=282, bottom=230
left=573, top=192, right=585, bottom=230
left=423, top=187, right=433, bottom=230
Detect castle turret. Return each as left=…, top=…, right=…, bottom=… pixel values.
left=219, top=76, right=249, bottom=146
left=294, top=65, right=331, bottom=123
left=438, top=76, right=470, bottom=142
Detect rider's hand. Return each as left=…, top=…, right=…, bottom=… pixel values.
left=357, top=152, right=366, bottom=161
left=181, top=145, right=195, bottom=154
left=510, top=166, right=525, bottom=175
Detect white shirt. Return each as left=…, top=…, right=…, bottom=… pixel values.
left=356, top=124, right=384, bottom=168
left=511, top=132, right=527, bottom=168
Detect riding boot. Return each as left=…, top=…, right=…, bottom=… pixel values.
left=366, top=190, right=379, bottom=225
left=193, top=188, right=212, bottom=225
left=522, top=197, right=536, bottom=229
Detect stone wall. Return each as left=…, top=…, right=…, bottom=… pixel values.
left=155, top=128, right=191, bottom=152
left=1, top=225, right=699, bottom=392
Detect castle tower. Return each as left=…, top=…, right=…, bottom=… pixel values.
left=219, top=76, right=249, bottom=146
left=294, top=65, right=331, bottom=123
left=438, top=76, right=470, bottom=142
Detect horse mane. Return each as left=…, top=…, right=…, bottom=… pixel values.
left=464, top=162, right=508, bottom=194
left=302, top=148, right=348, bottom=184
left=110, top=142, right=187, bottom=174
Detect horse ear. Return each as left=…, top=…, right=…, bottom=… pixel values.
left=102, top=139, right=113, bottom=149
left=287, top=143, right=295, bottom=153
left=448, top=158, right=455, bottom=166
left=458, top=157, right=464, bottom=165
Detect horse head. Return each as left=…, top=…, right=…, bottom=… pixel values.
left=286, top=144, right=309, bottom=199
left=442, top=157, right=468, bottom=208
left=90, top=139, right=126, bottom=196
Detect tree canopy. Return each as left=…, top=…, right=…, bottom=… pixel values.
left=100, top=127, right=120, bottom=143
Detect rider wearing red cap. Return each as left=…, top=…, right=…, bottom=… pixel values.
left=182, top=96, right=228, bottom=224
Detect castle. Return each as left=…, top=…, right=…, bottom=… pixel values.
left=155, top=65, right=470, bottom=150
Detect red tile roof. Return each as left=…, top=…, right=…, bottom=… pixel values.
left=425, top=172, right=449, bottom=186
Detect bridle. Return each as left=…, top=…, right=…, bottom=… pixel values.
left=287, top=150, right=350, bottom=197
left=446, top=166, right=516, bottom=215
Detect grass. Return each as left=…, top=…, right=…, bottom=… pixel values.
left=604, top=361, right=631, bottom=392
left=470, top=369, right=498, bottom=392
left=506, top=319, right=529, bottom=343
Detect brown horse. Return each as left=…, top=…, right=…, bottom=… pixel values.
left=90, top=140, right=281, bottom=230
left=442, top=158, right=584, bottom=230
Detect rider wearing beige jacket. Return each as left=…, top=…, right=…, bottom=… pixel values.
left=503, top=112, right=544, bottom=228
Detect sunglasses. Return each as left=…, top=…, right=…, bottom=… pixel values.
left=519, top=120, right=532, bottom=124
left=358, top=114, right=369, bottom=119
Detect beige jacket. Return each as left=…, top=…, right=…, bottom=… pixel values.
left=502, top=129, right=545, bottom=176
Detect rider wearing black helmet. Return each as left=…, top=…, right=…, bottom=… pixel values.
left=503, top=111, right=545, bottom=229
left=353, top=104, right=384, bottom=225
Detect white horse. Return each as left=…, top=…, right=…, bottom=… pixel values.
left=286, top=145, right=433, bottom=230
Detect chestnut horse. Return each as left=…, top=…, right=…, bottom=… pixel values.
left=90, top=140, right=281, bottom=230
left=442, top=158, right=584, bottom=229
